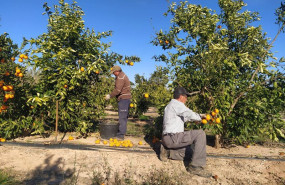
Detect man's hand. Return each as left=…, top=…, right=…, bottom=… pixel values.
left=105, top=94, right=110, bottom=100
left=199, top=114, right=206, bottom=119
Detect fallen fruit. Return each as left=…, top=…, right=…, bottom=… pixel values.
left=279, top=152, right=285, bottom=156
left=95, top=139, right=100, bottom=144
left=68, top=136, right=74, bottom=140
left=138, top=141, right=143, bottom=145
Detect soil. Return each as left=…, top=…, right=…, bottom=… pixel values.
left=0, top=108, right=285, bottom=185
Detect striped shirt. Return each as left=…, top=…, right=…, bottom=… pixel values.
left=110, top=71, right=131, bottom=101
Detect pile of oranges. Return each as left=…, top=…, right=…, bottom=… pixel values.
left=94, top=138, right=144, bottom=148
left=201, top=109, right=221, bottom=124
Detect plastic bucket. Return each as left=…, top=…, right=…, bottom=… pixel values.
left=99, top=122, right=119, bottom=139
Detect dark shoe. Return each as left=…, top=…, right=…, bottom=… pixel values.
left=160, top=144, right=169, bottom=162
left=187, top=165, right=212, bottom=178
left=115, top=135, right=124, bottom=141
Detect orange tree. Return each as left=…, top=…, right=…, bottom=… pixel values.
left=23, top=0, right=140, bottom=136
left=152, top=0, right=285, bottom=144
left=129, top=67, right=172, bottom=118
left=0, top=33, right=36, bottom=139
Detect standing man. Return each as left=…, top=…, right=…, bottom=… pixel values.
left=160, top=87, right=212, bottom=178
left=105, top=65, right=131, bottom=140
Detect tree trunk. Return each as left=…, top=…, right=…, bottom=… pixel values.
left=215, top=134, right=221, bottom=149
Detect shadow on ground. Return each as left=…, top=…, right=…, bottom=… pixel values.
left=22, top=155, right=74, bottom=185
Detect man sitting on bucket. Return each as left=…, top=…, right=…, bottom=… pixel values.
left=160, top=87, right=212, bottom=178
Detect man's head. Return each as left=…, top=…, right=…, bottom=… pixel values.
left=110, top=65, right=122, bottom=76
left=173, top=87, right=190, bottom=103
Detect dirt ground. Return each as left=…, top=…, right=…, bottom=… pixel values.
left=0, top=108, right=285, bottom=185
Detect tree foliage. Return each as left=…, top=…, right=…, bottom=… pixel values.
left=153, top=0, right=285, bottom=143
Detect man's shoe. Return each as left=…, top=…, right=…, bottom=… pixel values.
left=115, top=135, right=124, bottom=141
left=187, top=165, right=212, bottom=178
left=160, top=144, right=169, bottom=162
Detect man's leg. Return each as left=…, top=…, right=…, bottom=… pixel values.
left=117, top=99, right=130, bottom=139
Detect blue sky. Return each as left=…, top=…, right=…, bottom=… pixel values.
left=1, top=0, right=284, bottom=82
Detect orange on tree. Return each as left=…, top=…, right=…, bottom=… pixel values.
left=159, top=40, right=163, bottom=44
left=201, top=119, right=207, bottom=124
left=206, top=114, right=211, bottom=121
left=130, top=103, right=134, bottom=108
left=217, top=25, right=222, bottom=29
left=18, top=73, right=23, bottom=77
left=129, top=61, right=134, bottom=66
left=11, top=57, right=15, bottom=61
left=80, top=67, right=85, bottom=72
left=215, top=118, right=221, bottom=124
left=211, top=111, right=216, bottom=117
left=16, top=68, right=21, bottom=73
left=125, top=60, right=129, bottom=64
left=95, top=70, right=100, bottom=74
left=64, top=84, right=68, bottom=88
left=23, top=55, right=28, bottom=59
left=9, top=94, right=14, bottom=99
left=165, top=40, right=169, bottom=44
left=214, top=108, right=219, bottom=113
left=4, top=71, right=10, bottom=76
left=2, top=86, right=8, bottom=91
left=7, top=85, right=13, bottom=91
left=4, top=94, right=10, bottom=100
left=18, top=58, right=23, bottom=62
left=19, top=54, right=25, bottom=58
left=144, top=93, right=149, bottom=98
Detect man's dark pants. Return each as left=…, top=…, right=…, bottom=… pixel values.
left=117, top=99, right=131, bottom=137
left=162, top=130, right=206, bottom=167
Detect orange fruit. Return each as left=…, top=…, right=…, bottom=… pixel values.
left=23, top=55, right=28, bottom=59
left=16, top=68, right=21, bottom=73
left=144, top=93, right=149, bottom=98
left=68, top=136, right=74, bottom=140
left=80, top=67, right=85, bottom=72
left=129, top=62, right=134, bottom=66
left=206, top=114, right=211, bottom=121
left=4, top=71, right=10, bottom=76
left=4, top=94, right=10, bottom=99
left=214, top=109, right=219, bottom=113
left=9, top=94, right=14, bottom=99
left=165, top=40, right=169, bottom=44
left=31, top=106, right=34, bottom=109
left=215, top=118, right=221, bottom=124
left=64, top=84, right=68, bottom=88
left=246, top=145, right=250, bottom=148
left=95, top=139, right=100, bottom=144
left=125, top=60, right=129, bottom=64
left=95, top=70, right=100, bottom=74
left=33, top=123, right=36, bottom=127
left=11, top=57, right=15, bottom=61
left=7, top=85, right=13, bottom=91
left=130, top=103, right=134, bottom=108
left=217, top=25, right=222, bottom=29
left=159, top=40, right=163, bottom=44
left=19, top=54, right=25, bottom=58
left=138, top=141, right=143, bottom=145
left=201, top=119, right=207, bottom=124
left=0, top=138, right=6, bottom=142
left=2, top=86, right=8, bottom=91
left=18, top=73, right=23, bottom=77
left=103, top=140, right=108, bottom=145
left=18, top=58, right=23, bottom=62
left=211, top=112, right=216, bottom=117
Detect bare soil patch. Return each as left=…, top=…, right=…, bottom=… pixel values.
left=0, top=108, right=285, bottom=185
